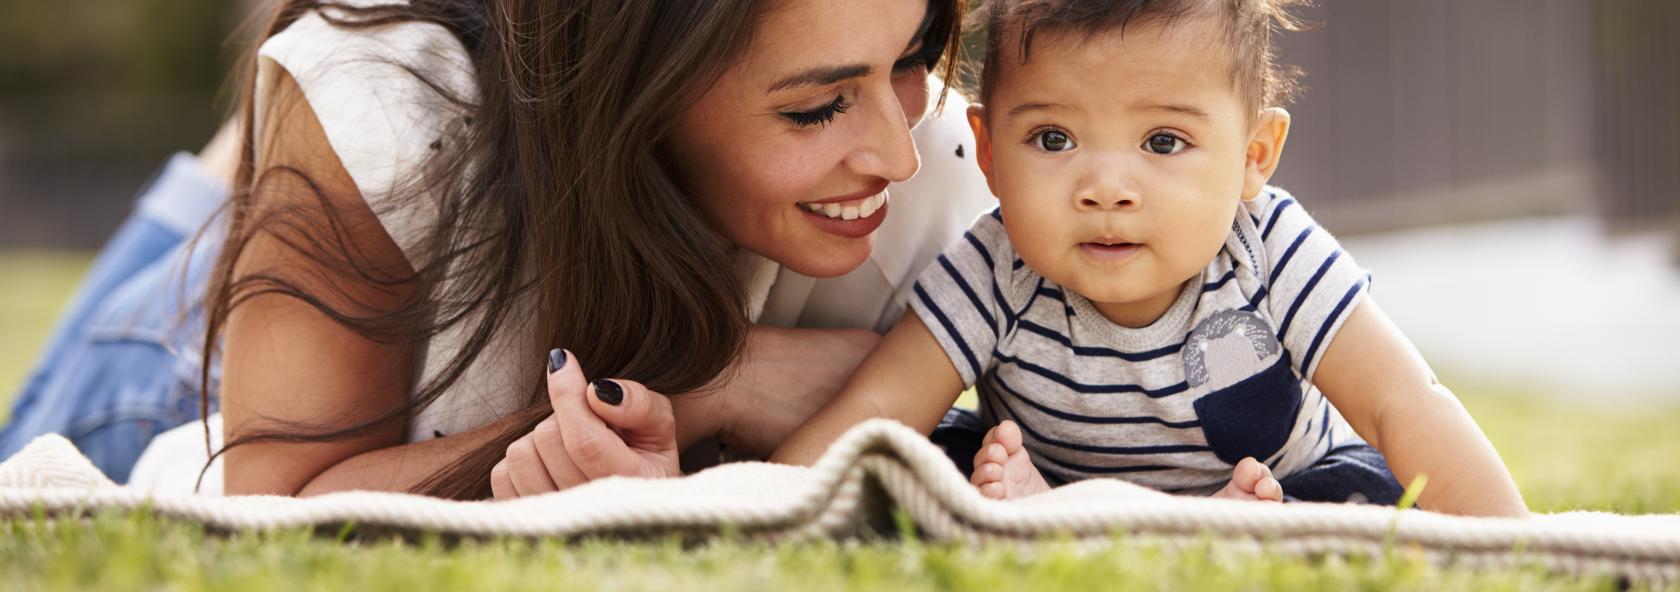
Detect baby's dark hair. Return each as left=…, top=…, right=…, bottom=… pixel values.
left=974, top=0, right=1307, bottom=116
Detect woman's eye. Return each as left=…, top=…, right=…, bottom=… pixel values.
left=1144, top=133, right=1187, bottom=155
left=1036, top=130, right=1074, bottom=152
left=780, top=95, right=852, bottom=128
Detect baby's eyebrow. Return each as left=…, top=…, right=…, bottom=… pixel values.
left=1137, top=103, right=1213, bottom=123
left=1006, top=102, right=1064, bottom=117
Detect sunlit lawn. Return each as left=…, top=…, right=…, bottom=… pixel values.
left=0, top=250, right=1674, bottom=591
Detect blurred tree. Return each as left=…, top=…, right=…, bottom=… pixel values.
left=0, top=0, right=243, bottom=247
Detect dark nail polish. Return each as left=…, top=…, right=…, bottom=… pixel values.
left=592, top=379, right=624, bottom=406
left=548, top=349, right=568, bottom=373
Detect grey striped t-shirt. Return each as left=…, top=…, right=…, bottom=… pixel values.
left=910, top=187, right=1370, bottom=494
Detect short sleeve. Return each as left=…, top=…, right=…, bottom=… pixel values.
left=909, top=210, right=1017, bottom=387
left=1247, top=188, right=1371, bottom=383
left=254, top=5, right=478, bottom=269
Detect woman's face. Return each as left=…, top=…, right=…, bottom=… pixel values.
left=668, top=0, right=940, bottom=278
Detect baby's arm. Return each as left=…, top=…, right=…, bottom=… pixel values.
left=770, top=313, right=967, bottom=466
left=1314, top=298, right=1528, bottom=517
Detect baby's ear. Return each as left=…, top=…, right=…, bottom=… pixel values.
left=967, top=104, right=1001, bottom=199
left=1243, top=107, right=1291, bottom=201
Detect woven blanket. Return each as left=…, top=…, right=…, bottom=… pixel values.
left=1, top=419, right=1676, bottom=585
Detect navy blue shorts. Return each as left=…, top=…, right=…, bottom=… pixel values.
left=930, top=407, right=1403, bottom=505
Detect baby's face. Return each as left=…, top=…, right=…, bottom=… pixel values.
left=972, top=15, right=1279, bottom=327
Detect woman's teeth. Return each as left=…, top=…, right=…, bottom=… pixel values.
left=799, top=193, right=887, bottom=220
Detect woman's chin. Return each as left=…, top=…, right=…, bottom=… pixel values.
left=772, top=234, right=876, bottom=279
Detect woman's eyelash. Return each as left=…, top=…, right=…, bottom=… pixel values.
left=780, top=95, right=852, bottom=128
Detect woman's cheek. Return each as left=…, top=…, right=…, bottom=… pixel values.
left=893, top=72, right=931, bottom=128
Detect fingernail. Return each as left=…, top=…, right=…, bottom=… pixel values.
left=591, top=379, right=624, bottom=406
left=548, top=349, right=568, bottom=374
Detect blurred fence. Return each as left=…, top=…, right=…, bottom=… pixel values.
left=0, top=0, right=1676, bottom=249
left=1267, top=0, right=1675, bottom=239
left=1596, top=0, right=1680, bottom=234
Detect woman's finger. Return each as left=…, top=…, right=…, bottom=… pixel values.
left=586, top=378, right=678, bottom=459
left=490, top=458, right=515, bottom=500
left=545, top=349, right=648, bottom=480
left=528, top=414, right=589, bottom=489
left=503, top=435, right=558, bottom=496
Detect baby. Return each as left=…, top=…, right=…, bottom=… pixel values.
left=773, top=0, right=1528, bottom=516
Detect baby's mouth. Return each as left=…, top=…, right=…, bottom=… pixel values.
left=1079, top=240, right=1143, bottom=260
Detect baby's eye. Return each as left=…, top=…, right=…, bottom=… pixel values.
left=1036, top=130, right=1075, bottom=152
left=1144, top=133, right=1187, bottom=155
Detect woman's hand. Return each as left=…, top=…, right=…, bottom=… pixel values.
left=489, top=324, right=880, bottom=499
left=713, top=326, right=881, bottom=458
left=489, top=350, right=680, bottom=499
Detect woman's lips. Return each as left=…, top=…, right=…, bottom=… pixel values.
left=1079, top=241, right=1142, bottom=263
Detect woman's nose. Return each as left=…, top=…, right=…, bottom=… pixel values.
left=844, top=89, right=922, bottom=183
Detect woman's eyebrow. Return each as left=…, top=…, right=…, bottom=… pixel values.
left=768, top=64, right=872, bottom=93
left=770, top=6, right=933, bottom=94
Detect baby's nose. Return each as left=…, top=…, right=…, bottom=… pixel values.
left=1075, top=186, right=1141, bottom=211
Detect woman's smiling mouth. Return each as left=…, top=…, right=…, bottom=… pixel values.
left=798, top=192, right=887, bottom=220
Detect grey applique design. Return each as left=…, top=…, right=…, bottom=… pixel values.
left=1183, top=309, right=1281, bottom=389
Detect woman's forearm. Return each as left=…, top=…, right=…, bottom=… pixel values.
left=297, top=392, right=725, bottom=496
left=295, top=413, right=524, bottom=496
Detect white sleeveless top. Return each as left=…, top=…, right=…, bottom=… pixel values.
left=129, top=1, right=994, bottom=494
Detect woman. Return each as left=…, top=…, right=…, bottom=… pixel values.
left=1, top=0, right=993, bottom=499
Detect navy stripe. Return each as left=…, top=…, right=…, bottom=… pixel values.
left=962, top=231, right=995, bottom=271
left=1277, top=250, right=1342, bottom=337
left=1017, top=277, right=1048, bottom=321
left=1016, top=320, right=1183, bottom=362
left=1316, top=402, right=1331, bottom=441
left=1268, top=226, right=1314, bottom=285
left=960, top=231, right=1017, bottom=332
left=1240, top=285, right=1269, bottom=312
left=915, top=284, right=982, bottom=380
left=1035, top=285, right=1066, bottom=303
left=994, top=353, right=1190, bottom=397
left=1039, top=464, right=1071, bottom=486
left=992, top=395, right=1211, bottom=455
left=988, top=208, right=1003, bottom=221
left=1012, top=258, right=1025, bottom=271
left=988, top=374, right=1202, bottom=428
left=1260, top=197, right=1296, bottom=240
left=1301, top=281, right=1365, bottom=372
left=938, top=255, right=997, bottom=336
left=1201, top=269, right=1237, bottom=292
left=1035, top=452, right=1176, bottom=475
left=992, top=282, right=1017, bottom=334
left=1324, top=412, right=1336, bottom=451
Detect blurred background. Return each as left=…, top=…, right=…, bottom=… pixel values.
left=0, top=0, right=1677, bottom=509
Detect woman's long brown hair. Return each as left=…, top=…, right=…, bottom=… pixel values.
left=201, top=0, right=964, bottom=500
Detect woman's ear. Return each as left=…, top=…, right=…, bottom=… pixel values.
left=967, top=104, right=1001, bottom=199
left=1242, top=107, right=1291, bottom=201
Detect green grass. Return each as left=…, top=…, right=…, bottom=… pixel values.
left=0, top=251, right=93, bottom=424
left=0, top=512, right=1627, bottom=592
left=1, top=251, right=1675, bottom=590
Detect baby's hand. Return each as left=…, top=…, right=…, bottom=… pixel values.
left=1212, top=457, right=1284, bottom=502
